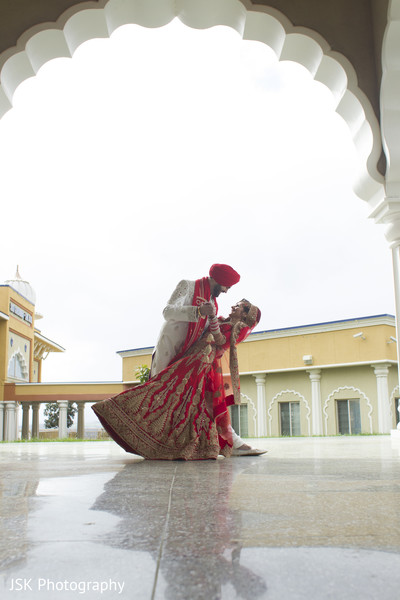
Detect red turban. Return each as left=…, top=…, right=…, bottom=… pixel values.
left=209, top=264, right=240, bottom=287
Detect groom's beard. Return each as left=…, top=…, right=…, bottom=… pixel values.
left=212, top=284, right=222, bottom=298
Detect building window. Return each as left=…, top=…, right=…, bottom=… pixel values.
left=280, top=402, right=301, bottom=436
left=395, top=398, right=400, bottom=427
left=8, top=354, right=25, bottom=380
left=336, top=399, right=361, bottom=434
left=230, top=405, right=248, bottom=438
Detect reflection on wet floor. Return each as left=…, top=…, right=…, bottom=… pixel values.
left=92, top=460, right=268, bottom=599
left=0, top=438, right=400, bottom=599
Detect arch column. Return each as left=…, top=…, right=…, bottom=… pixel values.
left=370, top=207, right=400, bottom=392
left=379, top=0, right=400, bottom=396
left=307, top=369, right=323, bottom=435
left=254, top=374, right=267, bottom=437
left=4, top=401, right=17, bottom=441
left=372, top=363, right=392, bottom=433
left=21, top=403, right=31, bottom=439
left=77, top=402, right=85, bottom=439
left=32, top=403, right=40, bottom=438
left=57, top=400, right=69, bottom=439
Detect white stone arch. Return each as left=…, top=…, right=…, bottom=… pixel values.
left=375, top=0, right=400, bottom=400
left=0, top=0, right=383, bottom=206
left=240, top=392, right=257, bottom=435
left=322, top=385, right=373, bottom=435
left=7, top=351, right=29, bottom=381
left=267, top=389, right=311, bottom=436
left=389, top=384, right=399, bottom=423
left=381, top=0, right=400, bottom=205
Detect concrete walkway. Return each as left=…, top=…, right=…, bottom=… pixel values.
left=0, top=436, right=399, bottom=599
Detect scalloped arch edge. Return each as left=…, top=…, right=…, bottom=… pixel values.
left=0, top=0, right=384, bottom=205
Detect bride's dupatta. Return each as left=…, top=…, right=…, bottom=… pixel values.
left=218, top=302, right=261, bottom=410
left=209, top=309, right=259, bottom=452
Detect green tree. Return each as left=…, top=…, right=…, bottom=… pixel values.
left=44, top=402, right=77, bottom=429
left=135, top=365, right=150, bottom=383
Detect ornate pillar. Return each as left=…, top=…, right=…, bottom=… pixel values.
left=57, top=400, right=69, bottom=439
left=15, top=403, right=20, bottom=439
left=77, top=402, right=85, bottom=439
left=307, top=369, right=323, bottom=435
left=254, top=374, right=267, bottom=437
left=32, top=403, right=40, bottom=438
left=372, top=364, right=392, bottom=433
left=4, top=401, right=17, bottom=441
left=21, top=403, right=31, bottom=439
left=0, top=402, right=4, bottom=441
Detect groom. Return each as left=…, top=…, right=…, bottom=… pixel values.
left=150, top=264, right=266, bottom=456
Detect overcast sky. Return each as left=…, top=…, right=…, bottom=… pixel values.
left=0, top=19, right=395, bottom=384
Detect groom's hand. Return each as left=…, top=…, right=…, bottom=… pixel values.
left=199, top=302, right=215, bottom=317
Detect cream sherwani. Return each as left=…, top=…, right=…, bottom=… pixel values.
left=150, top=279, right=214, bottom=377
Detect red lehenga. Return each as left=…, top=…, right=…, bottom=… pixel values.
left=92, top=323, right=238, bottom=460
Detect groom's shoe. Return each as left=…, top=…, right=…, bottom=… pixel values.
left=232, top=445, right=268, bottom=456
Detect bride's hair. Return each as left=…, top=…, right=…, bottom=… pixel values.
left=240, top=299, right=261, bottom=328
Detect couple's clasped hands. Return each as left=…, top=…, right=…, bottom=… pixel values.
left=199, top=302, right=216, bottom=318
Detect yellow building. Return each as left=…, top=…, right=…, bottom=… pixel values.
left=0, top=268, right=64, bottom=439
left=1, top=269, right=128, bottom=441
left=118, top=314, right=399, bottom=438
left=0, top=268, right=64, bottom=388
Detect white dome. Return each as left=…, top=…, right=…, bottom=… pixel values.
left=5, top=267, right=36, bottom=305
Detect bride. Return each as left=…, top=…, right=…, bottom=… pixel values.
left=92, top=299, right=261, bottom=460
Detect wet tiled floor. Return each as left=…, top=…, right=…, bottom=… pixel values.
left=0, top=437, right=400, bottom=599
